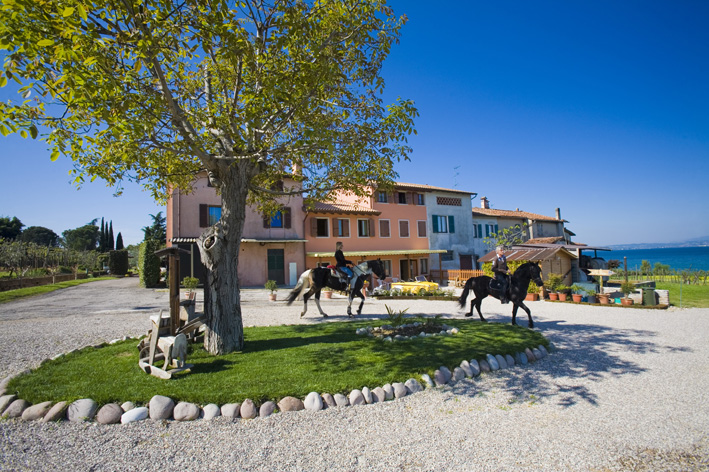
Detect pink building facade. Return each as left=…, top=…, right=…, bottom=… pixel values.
left=166, top=171, right=307, bottom=287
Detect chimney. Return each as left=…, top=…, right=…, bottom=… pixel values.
left=481, top=196, right=489, bottom=209
left=556, top=208, right=561, bottom=220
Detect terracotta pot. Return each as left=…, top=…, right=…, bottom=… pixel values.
left=268, top=293, right=277, bottom=301
left=548, top=292, right=559, bottom=301
left=621, top=297, right=633, bottom=306
left=598, top=294, right=610, bottom=304
left=558, top=292, right=568, bottom=302
left=322, top=291, right=332, bottom=299
left=525, top=293, right=539, bottom=301
left=572, top=294, right=583, bottom=303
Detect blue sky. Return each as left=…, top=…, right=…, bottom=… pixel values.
left=1, top=0, right=708, bottom=246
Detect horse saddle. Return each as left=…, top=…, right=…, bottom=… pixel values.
left=327, top=265, right=349, bottom=282
left=489, top=279, right=503, bottom=291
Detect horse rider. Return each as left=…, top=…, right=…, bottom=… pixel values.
left=492, top=245, right=511, bottom=304
left=335, top=241, right=353, bottom=284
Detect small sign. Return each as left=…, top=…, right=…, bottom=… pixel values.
left=587, top=269, right=614, bottom=276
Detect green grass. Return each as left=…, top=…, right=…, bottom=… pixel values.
left=0, top=277, right=115, bottom=304
left=655, top=282, right=709, bottom=308
left=7, top=318, right=548, bottom=406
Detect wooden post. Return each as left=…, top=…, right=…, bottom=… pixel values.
left=155, top=247, right=190, bottom=336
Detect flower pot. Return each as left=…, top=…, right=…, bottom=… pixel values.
left=525, top=293, right=539, bottom=301
left=557, top=292, right=568, bottom=302
left=572, top=294, right=583, bottom=303
left=587, top=296, right=597, bottom=304
left=548, top=292, right=559, bottom=301
left=621, top=297, right=633, bottom=306
left=322, top=291, right=332, bottom=299
left=598, top=294, right=610, bottom=304
left=268, top=293, right=277, bottom=301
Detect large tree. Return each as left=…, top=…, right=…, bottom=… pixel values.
left=19, top=225, right=60, bottom=247
left=0, top=0, right=417, bottom=354
left=0, top=216, right=24, bottom=240
left=62, top=223, right=99, bottom=251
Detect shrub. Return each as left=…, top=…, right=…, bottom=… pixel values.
left=620, top=280, right=636, bottom=298
left=264, top=279, right=278, bottom=293
left=138, top=240, right=162, bottom=287
left=544, top=273, right=564, bottom=293
left=107, top=250, right=129, bottom=276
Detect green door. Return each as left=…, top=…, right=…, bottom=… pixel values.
left=267, top=249, right=285, bottom=285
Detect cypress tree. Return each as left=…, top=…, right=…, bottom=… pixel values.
left=108, top=221, right=115, bottom=250
left=99, top=218, right=106, bottom=252
left=115, top=232, right=124, bottom=250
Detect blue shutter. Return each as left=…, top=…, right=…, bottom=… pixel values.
left=448, top=215, right=455, bottom=233
left=432, top=215, right=439, bottom=233
left=495, top=224, right=499, bottom=234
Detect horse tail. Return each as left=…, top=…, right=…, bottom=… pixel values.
left=286, top=270, right=310, bottom=305
left=458, top=278, right=473, bottom=308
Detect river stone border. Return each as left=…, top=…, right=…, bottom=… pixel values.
left=0, top=336, right=552, bottom=425
left=356, top=322, right=460, bottom=341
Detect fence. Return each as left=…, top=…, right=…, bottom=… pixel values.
left=0, top=273, right=91, bottom=292
left=430, top=269, right=485, bottom=287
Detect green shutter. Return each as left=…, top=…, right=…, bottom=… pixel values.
left=432, top=215, right=439, bottom=233
left=448, top=215, right=455, bottom=233
left=495, top=224, right=499, bottom=234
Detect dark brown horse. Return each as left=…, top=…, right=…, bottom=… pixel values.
left=286, top=259, right=386, bottom=318
left=457, top=261, right=544, bottom=328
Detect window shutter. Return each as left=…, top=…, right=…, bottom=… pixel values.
left=448, top=216, right=455, bottom=234
left=495, top=224, right=499, bottom=234
left=400, top=220, right=409, bottom=237
left=406, top=192, right=413, bottom=204
left=380, top=220, right=390, bottom=237
left=310, top=218, right=318, bottom=237
left=284, top=208, right=291, bottom=228
left=432, top=215, right=439, bottom=233
left=369, top=218, right=375, bottom=237
left=199, top=204, right=209, bottom=227
left=485, top=225, right=490, bottom=237
left=332, top=218, right=338, bottom=236
left=477, top=224, right=482, bottom=238
left=343, top=219, right=350, bottom=237
left=418, top=220, right=427, bottom=237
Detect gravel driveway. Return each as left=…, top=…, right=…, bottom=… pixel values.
left=1, top=277, right=708, bottom=471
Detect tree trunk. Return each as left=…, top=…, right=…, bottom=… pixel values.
left=197, top=160, right=255, bottom=355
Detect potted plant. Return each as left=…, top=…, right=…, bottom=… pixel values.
left=568, top=284, right=584, bottom=303
left=597, top=290, right=610, bottom=304
left=265, top=279, right=278, bottom=301
left=182, top=276, right=199, bottom=300
left=525, top=280, right=540, bottom=301
left=620, top=280, right=635, bottom=306
left=544, top=273, right=563, bottom=301
left=322, top=287, right=333, bottom=299
left=585, top=288, right=598, bottom=304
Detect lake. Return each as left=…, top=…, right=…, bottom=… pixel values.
left=605, top=246, right=709, bottom=271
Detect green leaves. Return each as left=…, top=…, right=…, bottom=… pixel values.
left=37, top=39, right=54, bottom=47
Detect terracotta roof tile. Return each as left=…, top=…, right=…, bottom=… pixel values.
left=392, top=182, right=476, bottom=195
left=472, top=207, right=562, bottom=222
left=308, top=201, right=380, bottom=215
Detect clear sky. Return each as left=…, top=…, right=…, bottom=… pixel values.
left=1, top=0, right=708, bottom=246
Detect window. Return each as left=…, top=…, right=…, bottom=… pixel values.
left=333, top=218, right=350, bottom=237
left=377, top=191, right=388, bottom=203
left=379, top=220, right=391, bottom=238
left=357, top=219, right=374, bottom=237
left=200, top=204, right=222, bottom=227
left=419, top=258, right=428, bottom=274
left=441, top=250, right=454, bottom=262
left=311, top=218, right=329, bottom=237
left=436, top=196, right=462, bottom=206
left=474, top=223, right=483, bottom=238
left=417, top=220, right=427, bottom=237
left=263, top=208, right=291, bottom=229
left=398, top=192, right=408, bottom=204
left=485, top=224, right=497, bottom=237
left=399, top=220, right=409, bottom=238
left=381, top=259, right=392, bottom=279
left=415, top=193, right=425, bottom=205
left=432, top=215, right=455, bottom=234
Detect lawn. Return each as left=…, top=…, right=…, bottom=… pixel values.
left=655, top=282, right=709, bottom=308
left=8, top=318, right=548, bottom=406
left=0, top=277, right=114, bottom=304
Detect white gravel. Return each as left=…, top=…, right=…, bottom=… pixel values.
left=1, top=277, right=708, bottom=471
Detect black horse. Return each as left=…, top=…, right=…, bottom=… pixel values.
left=286, top=259, right=387, bottom=318
left=457, top=261, right=544, bottom=328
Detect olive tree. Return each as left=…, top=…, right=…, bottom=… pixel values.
left=0, top=0, right=417, bottom=354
